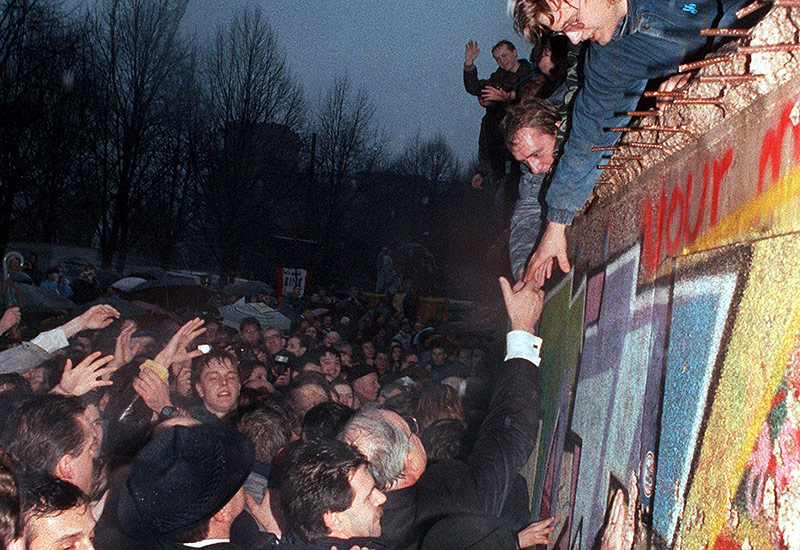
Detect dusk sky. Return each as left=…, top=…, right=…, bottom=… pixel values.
left=182, top=0, right=531, bottom=166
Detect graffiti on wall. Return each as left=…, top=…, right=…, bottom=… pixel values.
left=526, top=75, right=800, bottom=548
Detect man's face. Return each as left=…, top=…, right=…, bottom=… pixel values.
left=536, top=0, right=624, bottom=45
left=305, top=326, right=318, bottom=341
left=205, top=322, right=220, bottom=342
left=361, top=341, right=375, bottom=359
left=492, top=45, right=518, bottom=71
left=263, top=329, right=284, bottom=355
left=240, top=324, right=260, bottom=346
left=244, top=366, right=272, bottom=391
left=431, top=347, right=446, bottom=366
left=510, top=126, right=557, bottom=174
left=332, top=466, right=386, bottom=538
left=334, top=384, right=355, bottom=408
left=374, top=352, right=390, bottom=375
left=195, top=358, right=241, bottom=417
left=286, top=337, right=306, bottom=357
left=353, top=373, right=380, bottom=403
left=64, top=414, right=99, bottom=495
left=319, top=352, right=341, bottom=381
left=401, top=354, right=418, bottom=370
left=26, top=504, right=96, bottom=550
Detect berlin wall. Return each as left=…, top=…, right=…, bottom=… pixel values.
left=525, top=4, right=800, bottom=549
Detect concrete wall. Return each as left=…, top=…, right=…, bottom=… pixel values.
left=526, top=6, right=800, bottom=549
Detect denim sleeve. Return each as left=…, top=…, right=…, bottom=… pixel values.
left=545, top=41, right=649, bottom=224
left=509, top=166, right=545, bottom=279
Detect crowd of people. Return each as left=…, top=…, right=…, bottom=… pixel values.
left=0, top=255, right=591, bottom=550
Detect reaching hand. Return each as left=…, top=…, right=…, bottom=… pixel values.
left=523, top=222, right=571, bottom=287
left=499, top=276, right=545, bottom=333
left=517, top=517, right=555, bottom=548
left=480, top=85, right=510, bottom=103
left=245, top=492, right=282, bottom=536
left=154, top=318, right=206, bottom=369
left=109, top=320, right=140, bottom=372
left=464, top=40, right=479, bottom=65
left=63, top=304, right=121, bottom=338
left=600, top=473, right=638, bottom=550
left=656, top=72, right=691, bottom=109
left=132, top=367, right=172, bottom=414
left=53, top=351, right=116, bottom=396
left=0, top=306, right=20, bottom=336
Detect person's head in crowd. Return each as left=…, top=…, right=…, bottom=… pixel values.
left=286, top=334, right=311, bottom=358
left=400, top=350, right=419, bottom=371
left=333, top=382, right=355, bottom=409
left=302, top=402, right=355, bottom=442
left=360, top=340, right=376, bottom=363
left=502, top=97, right=560, bottom=175
left=0, top=447, right=22, bottom=550
left=382, top=390, right=421, bottom=433
left=131, top=329, right=162, bottom=359
left=420, top=419, right=468, bottom=463
left=374, top=350, right=391, bottom=377
left=20, top=367, right=46, bottom=394
left=239, top=317, right=261, bottom=347
left=458, top=347, right=472, bottom=366
left=237, top=404, right=292, bottom=467
left=321, top=315, right=333, bottom=331
left=430, top=342, right=447, bottom=368
left=44, top=266, right=63, bottom=283
left=417, top=383, right=465, bottom=429
left=250, top=345, right=270, bottom=364
left=338, top=343, right=354, bottom=367
left=262, top=326, right=285, bottom=355
left=348, top=365, right=380, bottom=406
left=203, top=319, right=221, bottom=342
left=491, top=39, right=520, bottom=72
left=532, top=33, right=569, bottom=79
left=239, top=359, right=273, bottom=392
left=280, top=440, right=385, bottom=542
left=340, top=408, right=426, bottom=492
left=6, top=395, right=97, bottom=495
left=19, top=474, right=92, bottom=550
left=0, top=374, right=29, bottom=396
left=286, top=373, right=335, bottom=436
left=298, top=357, right=323, bottom=377
left=171, top=358, right=194, bottom=402
left=390, top=341, right=403, bottom=365
left=192, top=349, right=241, bottom=420
left=304, top=325, right=319, bottom=343
left=379, top=380, right=410, bottom=403
left=117, top=424, right=254, bottom=544
left=314, top=346, right=342, bottom=382
left=324, top=331, right=341, bottom=347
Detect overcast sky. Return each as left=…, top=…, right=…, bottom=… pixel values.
left=182, top=0, right=530, bottom=167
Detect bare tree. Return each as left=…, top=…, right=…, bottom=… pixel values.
left=197, top=6, right=306, bottom=279
left=83, top=0, right=189, bottom=269
left=314, top=76, right=389, bottom=275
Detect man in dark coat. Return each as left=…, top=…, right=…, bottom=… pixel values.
left=342, top=275, right=548, bottom=550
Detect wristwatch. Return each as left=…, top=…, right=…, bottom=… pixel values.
left=158, top=405, right=177, bottom=421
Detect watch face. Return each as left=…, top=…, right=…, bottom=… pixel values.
left=160, top=406, right=176, bottom=417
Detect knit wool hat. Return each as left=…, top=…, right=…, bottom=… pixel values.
left=347, top=363, right=377, bottom=385
left=117, top=423, right=254, bottom=540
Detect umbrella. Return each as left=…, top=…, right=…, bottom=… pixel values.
left=76, top=296, right=147, bottom=319
left=95, top=268, right=123, bottom=290
left=223, top=280, right=274, bottom=297
left=16, top=284, right=76, bottom=314
left=123, top=278, right=215, bottom=310
left=218, top=299, right=291, bottom=332
left=129, top=301, right=182, bottom=324
left=110, top=277, right=147, bottom=293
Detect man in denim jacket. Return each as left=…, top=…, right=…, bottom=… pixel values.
left=509, top=0, right=760, bottom=285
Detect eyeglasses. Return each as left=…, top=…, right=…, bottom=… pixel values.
left=549, top=0, right=582, bottom=35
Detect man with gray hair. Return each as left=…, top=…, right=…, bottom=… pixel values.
left=341, top=276, right=549, bottom=550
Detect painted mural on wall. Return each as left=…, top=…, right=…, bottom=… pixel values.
left=526, top=7, right=800, bottom=549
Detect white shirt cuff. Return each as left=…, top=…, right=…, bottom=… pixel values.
left=30, top=327, right=69, bottom=354
left=505, top=330, right=542, bottom=366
